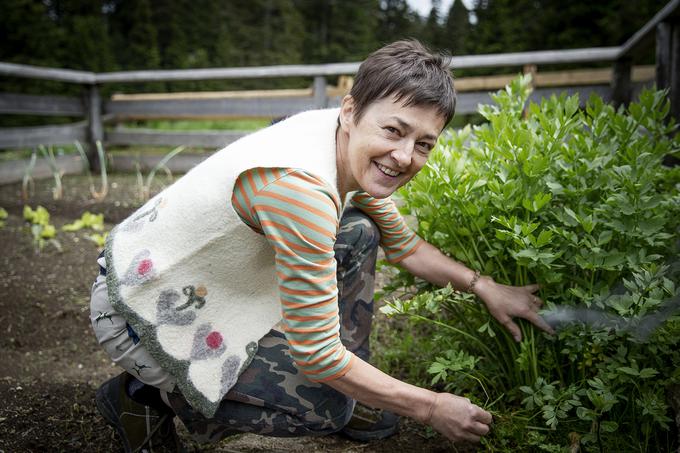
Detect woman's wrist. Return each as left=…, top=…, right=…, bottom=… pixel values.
left=415, top=389, right=439, bottom=425
left=471, top=275, right=495, bottom=297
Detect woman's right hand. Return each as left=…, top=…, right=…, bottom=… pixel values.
left=426, top=393, right=493, bottom=443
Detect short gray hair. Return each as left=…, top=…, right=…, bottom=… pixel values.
left=349, top=40, right=456, bottom=126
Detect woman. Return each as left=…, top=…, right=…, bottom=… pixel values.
left=91, top=40, right=553, bottom=452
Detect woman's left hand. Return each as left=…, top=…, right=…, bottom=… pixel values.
left=472, top=277, right=554, bottom=342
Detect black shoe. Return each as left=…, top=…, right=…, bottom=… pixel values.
left=340, top=402, right=400, bottom=442
left=95, top=372, right=184, bottom=453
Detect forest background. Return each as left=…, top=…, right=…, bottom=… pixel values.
left=0, top=0, right=669, bottom=101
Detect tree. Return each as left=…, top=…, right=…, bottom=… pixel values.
left=377, top=0, right=421, bottom=45
left=0, top=0, right=63, bottom=66
left=54, top=0, right=116, bottom=72
left=442, top=0, right=472, bottom=56
left=108, top=0, right=160, bottom=70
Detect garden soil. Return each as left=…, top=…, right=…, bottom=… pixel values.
left=0, top=175, right=466, bottom=452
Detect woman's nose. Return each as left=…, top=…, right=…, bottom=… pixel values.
left=390, top=141, right=413, bottom=168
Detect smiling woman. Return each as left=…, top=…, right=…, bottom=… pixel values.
left=90, top=39, right=551, bottom=452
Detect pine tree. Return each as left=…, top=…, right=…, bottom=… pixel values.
left=442, top=0, right=472, bottom=55
left=55, top=0, right=116, bottom=72
left=108, top=0, right=161, bottom=70
left=421, top=0, right=443, bottom=50
left=377, top=0, right=421, bottom=44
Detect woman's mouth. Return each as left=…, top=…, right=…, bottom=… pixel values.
left=375, top=162, right=400, bottom=177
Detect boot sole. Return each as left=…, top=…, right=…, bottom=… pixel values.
left=340, top=423, right=399, bottom=442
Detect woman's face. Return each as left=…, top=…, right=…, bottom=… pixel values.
left=338, top=95, right=446, bottom=199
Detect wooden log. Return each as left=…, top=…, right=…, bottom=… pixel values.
left=313, top=76, right=328, bottom=109
left=96, top=63, right=361, bottom=83
left=671, top=22, right=680, bottom=122
left=0, top=154, right=83, bottom=185
left=452, top=48, right=620, bottom=70
left=0, top=93, right=85, bottom=116
left=107, top=153, right=211, bottom=173
left=619, top=0, right=680, bottom=59
left=0, top=122, right=88, bottom=149
left=0, top=62, right=95, bottom=84
left=657, top=22, right=673, bottom=89
left=611, top=58, right=632, bottom=107
left=104, top=96, right=317, bottom=119
left=85, top=85, right=104, bottom=171
left=105, top=128, right=248, bottom=148
left=111, top=88, right=313, bottom=101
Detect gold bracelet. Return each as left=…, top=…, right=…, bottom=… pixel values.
left=466, top=270, right=481, bottom=293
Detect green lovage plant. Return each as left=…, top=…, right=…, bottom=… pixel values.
left=381, top=76, right=680, bottom=451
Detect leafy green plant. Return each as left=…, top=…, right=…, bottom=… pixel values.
left=86, top=232, right=108, bottom=249
left=0, top=207, right=7, bottom=228
left=62, top=211, right=104, bottom=232
left=23, top=205, right=61, bottom=252
left=381, top=76, right=680, bottom=451
left=74, top=140, right=109, bottom=201
left=62, top=211, right=108, bottom=250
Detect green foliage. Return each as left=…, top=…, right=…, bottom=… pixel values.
left=23, top=205, right=61, bottom=252
left=383, top=78, right=680, bottom=450
left=62, top=211, right=108, bottom=250
left=86, top=232, right=108, bottom=249
left=62, top=212, right=105, bottom=232
left=0, top=207, right=7, bottom=228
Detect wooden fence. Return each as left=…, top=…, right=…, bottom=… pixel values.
left=0, top=0, right=678, bottom=176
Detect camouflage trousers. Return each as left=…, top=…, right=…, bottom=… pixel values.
left=167, top=207, right=381, bottom=442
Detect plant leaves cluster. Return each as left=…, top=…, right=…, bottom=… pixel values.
left=23, top=205, right=60, bottom=252
left=382, top=76, right=680, bottom=450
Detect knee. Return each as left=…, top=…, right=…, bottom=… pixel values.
left=337, top=208, right=381, bottom=255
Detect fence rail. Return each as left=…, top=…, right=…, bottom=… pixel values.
left=0, top=0, right=678, bottom=175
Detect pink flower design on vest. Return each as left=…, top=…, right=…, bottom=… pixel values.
left=120, top=250, right=158, bottom=286
left=191, top=323, right=226, bottom=360
left=206, top=331, right=223, bottom=349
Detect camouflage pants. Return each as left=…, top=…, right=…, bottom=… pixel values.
left=167, top=207, right=380, bottom=442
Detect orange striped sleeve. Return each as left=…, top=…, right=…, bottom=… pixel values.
left=232, top=167, right=353, bottom=381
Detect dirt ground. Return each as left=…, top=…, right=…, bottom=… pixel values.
left=0, top=174, right=463, bottom=452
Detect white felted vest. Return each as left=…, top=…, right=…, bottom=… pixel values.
left=105, top=108, right=341, bottom=417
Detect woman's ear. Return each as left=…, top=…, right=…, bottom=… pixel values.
left=339, top=95, right=355, bottom=133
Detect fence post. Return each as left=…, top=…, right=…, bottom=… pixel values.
left=313, top=76, right=328, bottom=109
left=85, top=84, right=103, bottom=171
left=671, top=23, right=680, bottom=124
left=611, top=58, right=632, bottom=108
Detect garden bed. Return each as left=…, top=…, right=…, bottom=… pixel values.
left=0, top=174, right=461, bottom=452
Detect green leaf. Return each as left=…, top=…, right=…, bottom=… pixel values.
left=618, top=367, right=639, bottom=376
left=600, top=421, right=618, bottom=433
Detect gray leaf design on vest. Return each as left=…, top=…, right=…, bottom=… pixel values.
left=220, top=355, right=241, bottom=395
left=119, top=249, right=157, bottom=286
left=157, top=289, right=196, bottom=326
left=191, top=323, right=226, bottom=360
left=120, top=197, right=164, bottom=233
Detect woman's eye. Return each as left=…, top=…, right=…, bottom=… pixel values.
left=416, top=142, right=433, bottom=153
left=385, top=126, right=399, bottom=135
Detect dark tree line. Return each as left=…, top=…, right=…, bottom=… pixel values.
left=0, top=0, right=668, bottom=89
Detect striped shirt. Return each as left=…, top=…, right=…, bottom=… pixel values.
left=231, top=167, right=422, bottom=381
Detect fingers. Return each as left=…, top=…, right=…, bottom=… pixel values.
left=523, top=283, right=540, bottom=293
left=531, top=295, right=544, bottom=308
left=475, top=407, right=493, bottom=425
left=525, top=310, right=555, bottom=335
left=502, top=317, right=522, bottom=342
